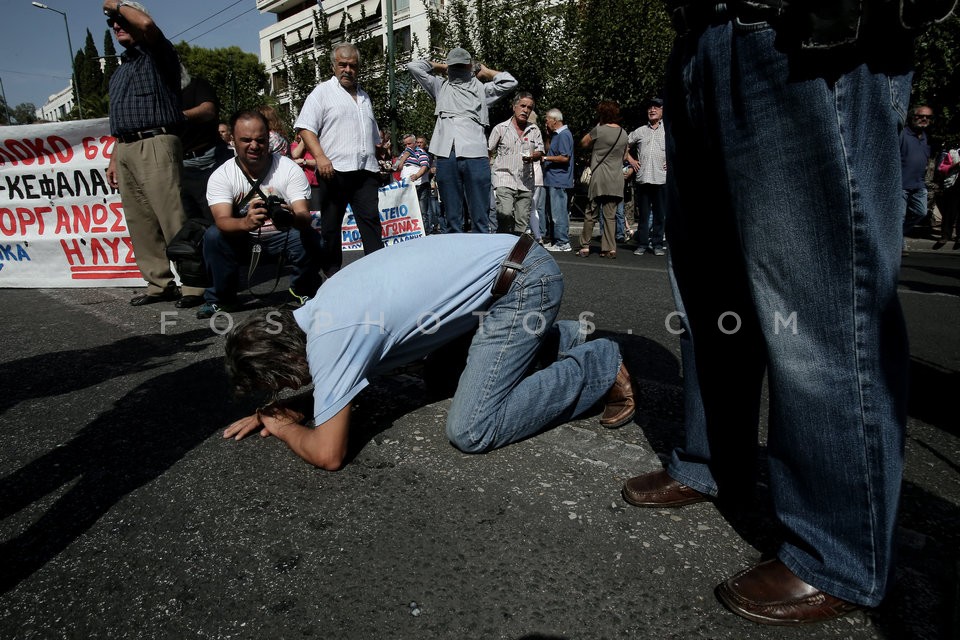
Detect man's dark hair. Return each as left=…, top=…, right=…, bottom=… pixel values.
left=225, top=310, right=309, bottom=395
left=229, top=109, right=270, bottom=133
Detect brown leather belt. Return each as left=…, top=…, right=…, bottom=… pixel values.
left=491, top=233, right=536, bottom=299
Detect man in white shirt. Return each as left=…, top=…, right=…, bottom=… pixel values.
left=626, top=98, right=667, bottom=256
left=198, top=111, right=322, bottom=319
left=488, top=92, right=544, bottom=234
left=295, top=43, right=384, bottom=275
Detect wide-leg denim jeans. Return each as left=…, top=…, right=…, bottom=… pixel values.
left=664, top=16, right=910, bottom=606
left=446, top=244, right=620, bottom=452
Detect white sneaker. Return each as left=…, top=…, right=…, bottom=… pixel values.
left=633, top=247, right=646, bottom=256
left=556, top=242, right=572, bottom=252
left=653, top=248, right=666, bottom=256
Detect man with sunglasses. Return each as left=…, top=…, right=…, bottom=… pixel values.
left=901, top=105, right=934, bottom=242
left=103, top=1, right=202, bottom=307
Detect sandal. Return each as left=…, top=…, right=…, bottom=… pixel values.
left=600, top=251, right=617, bottom=259
left=576, top=247, right=591, bottom=257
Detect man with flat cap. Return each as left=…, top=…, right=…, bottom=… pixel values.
left=406, top=48, right=517, bottom=233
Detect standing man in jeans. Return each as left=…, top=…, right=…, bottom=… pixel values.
left=406, top=48, right=517, bottom=233
left=622, top=0, right=956, bottom=626
left=295, top=42, right=384, bottom=276
left=542, top=108, right=574, bottom=252
left=626, top=97, right=667, bottom=256
left=104, top=0, right=204, bottom=308
left=900, top=104, right=934, bottom=241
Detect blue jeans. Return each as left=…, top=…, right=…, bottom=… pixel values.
left=633, top=183, right=666, bottom=249
left=435, top=153, right=492, bottom=233
left=902, top=186, right=928, bottom=231
left=446, top=244, right=621, bottom=451
left=546, top=186, right=570, bottom=245
left=664, top=17, right=909, bottom=606
left=202, top=226, right=323, bottom=305
left=416, top=183, right=433, bottom=234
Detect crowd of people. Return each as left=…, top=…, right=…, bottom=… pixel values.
left=101, top=0, right=957, bottom=630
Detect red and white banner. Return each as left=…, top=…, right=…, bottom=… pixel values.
left=0, top=119, right=427, bottom=288
left=0, top=118, right=140, bottom=287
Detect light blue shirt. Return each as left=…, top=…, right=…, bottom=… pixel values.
left=294, top=234, right=518, bottom=424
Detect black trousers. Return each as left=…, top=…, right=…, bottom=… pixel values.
left=315, top=169, right=383, bottom=274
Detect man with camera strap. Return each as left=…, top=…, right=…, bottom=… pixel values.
left=198, top=110, right=323, bottom=320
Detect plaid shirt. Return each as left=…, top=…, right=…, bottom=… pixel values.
left=488, top=119, right=544, bottom=192
left=108, top=40, right=184, bottom=137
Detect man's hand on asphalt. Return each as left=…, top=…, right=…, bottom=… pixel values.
left=224, top=414, right=263, bottom=440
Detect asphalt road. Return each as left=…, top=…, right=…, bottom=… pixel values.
left=1, top=240, right=958, bottom=639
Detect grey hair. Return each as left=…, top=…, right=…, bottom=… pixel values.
left=545, top=108, right=563, bottom=122
left=402, top=133, right=416, bottom=143
left=512, top=91, right=535, bottom=108
left=124, top=1, right=149, bottom=15
left=330, top=42, right=361, bottom=66
left=225, top=310, right=310, bottom=396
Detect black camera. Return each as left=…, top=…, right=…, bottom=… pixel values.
left=263, top=195, right=295, bottom=231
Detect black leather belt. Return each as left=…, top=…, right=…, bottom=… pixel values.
left=184, top=146, right=215, bottom=160
left=115, top=126, right=176, bottom=144
left=667, top=2, right=781, bottom=35
left=491, top=233, right=536, bottom=299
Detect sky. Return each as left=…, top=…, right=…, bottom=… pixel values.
left=0, top=0, right=274, bottom=109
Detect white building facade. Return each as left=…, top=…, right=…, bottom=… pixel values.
left=36, top=84, right=76, bottom=122
left=256, top=0, right=441, bottom=112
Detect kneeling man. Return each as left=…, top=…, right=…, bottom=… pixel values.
left=223, top=233, right=635, bottom=470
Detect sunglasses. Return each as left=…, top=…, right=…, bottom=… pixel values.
left=914, top=114, right=932, bottom=120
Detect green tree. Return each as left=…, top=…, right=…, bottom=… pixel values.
left=12, top=103, right=39, bottom=125
left=174, top=43, right=268, bottom=118
left=102, top=29, right=119, bottom=93
left=71, top=29, right=108, bottom=118
left=912, top=14, right=960, bottom=148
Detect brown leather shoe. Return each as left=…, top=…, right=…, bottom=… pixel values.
left=622, top=469, right=708, bottom=507
left=599, top=363, right=634, bottom=428
left=716, top=559, right=862, bottom=625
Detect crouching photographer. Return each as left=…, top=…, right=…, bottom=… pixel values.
left=199, top=110, right=324, bottom=320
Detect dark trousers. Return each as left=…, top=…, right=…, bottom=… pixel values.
left=181, top=165, right=216, bottom=223
left=315, top=170, right=383, bottom=274
left=633, top=182, right=667, bottom=249
left=202, top=226, right=323, bottom=305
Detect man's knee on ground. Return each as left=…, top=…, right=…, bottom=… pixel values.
left=445, top=419, right=495, bottom=454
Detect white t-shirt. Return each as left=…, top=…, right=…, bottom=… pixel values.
left=206, top=155, right=311, bottom=237
left=293, top=233, right=519, bottom=424
left=294, top=76, right=380, bottom=174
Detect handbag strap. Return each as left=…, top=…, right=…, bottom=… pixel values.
left=591, top=127, right=624, bottom=171
left=236, top=157, right=269, bottom=207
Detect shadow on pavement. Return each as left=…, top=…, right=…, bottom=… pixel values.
left=0, top=328, right=212, bottom=418
left=0, top=357, right=227, bottom=593
left=908, top=357, right=959, bottom=436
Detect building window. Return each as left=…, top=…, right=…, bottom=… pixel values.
left=273, top=70, right=289, bottom=94
left=270, top=36, right=284, bottom=62
left=396, top=26, right=412, bottom=53
left=395, top=0, right=410, bottom=13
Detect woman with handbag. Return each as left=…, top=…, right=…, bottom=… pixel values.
left=578, top=101, right=628, bottom=258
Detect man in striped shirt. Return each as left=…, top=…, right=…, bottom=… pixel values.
left=488, top=92, right=544, bottom=234
left=396, top=134, right=432, bottom=233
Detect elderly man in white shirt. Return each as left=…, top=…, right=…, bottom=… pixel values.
left=296, top=43, right=384, bottom=275
left=488, top=92, right=544, bottom=234
left=406, top=47, right=517, bottom=234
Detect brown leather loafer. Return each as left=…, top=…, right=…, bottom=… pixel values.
left=599, top=362, right=635, bottom=428
left=622, top=469, right=708, bottom=507
left=716, top=559, right=862, bottom=625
